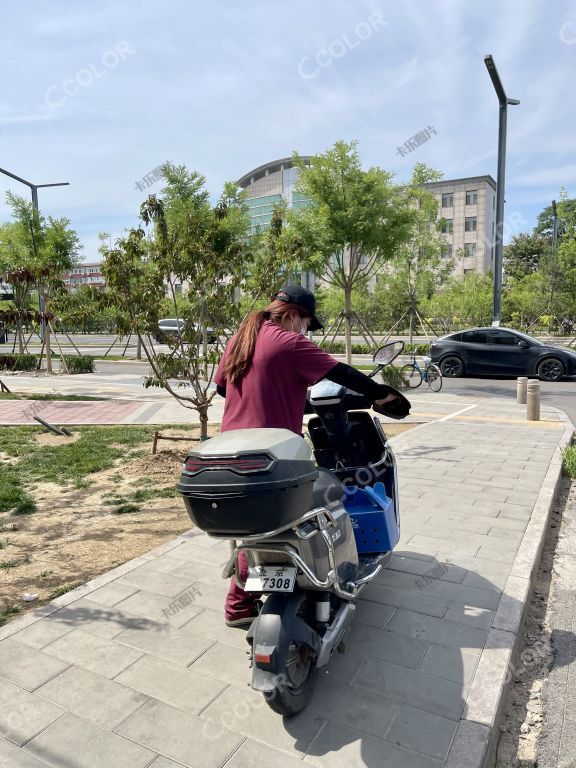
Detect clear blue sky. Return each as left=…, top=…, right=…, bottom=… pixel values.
left=1, top=0, right=575, bottom=261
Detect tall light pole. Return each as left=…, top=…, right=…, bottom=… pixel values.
left=0, top=167, right=69, bottom=341
left=484, top=55, right=520, bottom=327
left=549, top=199, right=559, bottom=313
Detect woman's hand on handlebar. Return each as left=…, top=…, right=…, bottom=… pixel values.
left=373, top=387, right=411, bottom=419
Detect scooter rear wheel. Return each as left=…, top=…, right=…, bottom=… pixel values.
left=254, top=593, right=318, bottom=716
left=264, top=639, right=317, bottom=716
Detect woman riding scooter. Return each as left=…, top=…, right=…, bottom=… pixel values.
left=215, top=284, right=405, bottom=626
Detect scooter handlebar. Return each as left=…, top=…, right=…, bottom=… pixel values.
left=372, top=388, right=411, bottom=420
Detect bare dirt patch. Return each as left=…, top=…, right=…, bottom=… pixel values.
left=34, top=432, right=82, bottom=447
left=495, top=476, right=572, bottom=766
left=0, top=428, right=215, bottom=621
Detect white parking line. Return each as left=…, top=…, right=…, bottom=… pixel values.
left=435, top=404, right=478, bottom=422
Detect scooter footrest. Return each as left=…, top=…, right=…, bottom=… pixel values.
left=355, top=554, right=387, bottom=582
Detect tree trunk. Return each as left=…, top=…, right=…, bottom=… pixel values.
left=16, top=319, right=24, bottom=355
left=136, top=334, right=142, bottom=361
left=45, top=321, right=53, bottom=374
left=198, top=404, right=209, bottom=441
left=409, top=310, right=414, bottom=345
left=344, top=286, right=353, bottom=365
left=202, top=324, right=208, bottom=381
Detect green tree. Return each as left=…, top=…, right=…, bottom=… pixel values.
left=0, top=266, right=35, bottom=354
left=552, top=236, right=576, bottom=332
left=503, top=233, right=549, bottom=281
left=378, top=164, right=452, bottom=342
left=0, top=193, right=81, bottom=370
left=425, top=273, right=493, bottom=331
left=504, top=272, right=550, bottom=331
left=243, top=202, right=311, bottom=311
left=288, top=141, right=415, bottom=362
left=534, top=194, right=576, bottom=240
left=52, top=286, right=109, bottom=334
left=315, top=283, right=381, bottom=331
left=102, top=163, right=252, bottom=438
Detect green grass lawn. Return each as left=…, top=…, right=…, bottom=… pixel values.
left=563, top=444, right=576, bottom=477
left=0, top=423, right=202, bottom=517
left=0, top=425, right=160, bottom=515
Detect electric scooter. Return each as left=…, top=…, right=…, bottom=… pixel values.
left=177, top=341, right=410, bottom=715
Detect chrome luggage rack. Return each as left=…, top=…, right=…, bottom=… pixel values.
left=219, top=506, right=387, bottom=600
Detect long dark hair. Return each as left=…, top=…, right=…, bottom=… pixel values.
left=222, top=299, right=308, bottom=383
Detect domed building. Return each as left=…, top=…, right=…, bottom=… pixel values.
left=237, top=157, right=312, bottom=234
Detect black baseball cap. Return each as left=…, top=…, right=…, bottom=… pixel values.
left=273, top=284, right=323, bottom=331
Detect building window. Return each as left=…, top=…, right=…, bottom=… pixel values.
left=465, top=217, right=477, bottom=232
left=464, top=268, right=475, bottom=275
left=174, top=284, right=182, bottom=294
left=465, top=190, right=478, bottom=205
left=464, top=243, right=476, bottom=258
left=440, top=219, right=453, bottom=234
left=441, top=193, right=453, bottom=208
left=440, top=245, right=452, bottom=259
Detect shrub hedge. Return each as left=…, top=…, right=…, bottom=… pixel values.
left=64, top=356, right=95, bottom=374
left=0, top=354, right=37, bottom=371
left=0, top=354, right=95, bottom=373
left=319, top=341, right=430, bottom=356
left=379, top=365, right=409, bottom=389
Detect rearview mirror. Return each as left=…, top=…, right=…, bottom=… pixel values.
left=373, top=341, right=404, bottom=365
left=518, top=340, right=529, bottom=348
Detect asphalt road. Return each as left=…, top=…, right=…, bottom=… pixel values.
left=4, top=334, right=575, bottom=424
left=438, top=375, right=576, bottom=425
left=89, top=359, right=576, bottom=425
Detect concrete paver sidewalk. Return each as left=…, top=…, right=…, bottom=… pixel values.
left=0, top=394, right=571, bottom=767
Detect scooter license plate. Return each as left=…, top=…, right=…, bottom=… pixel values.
left=244, top=565, right=297, bottom=592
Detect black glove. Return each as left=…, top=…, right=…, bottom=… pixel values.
left=372, top=385, right=411, bottom=420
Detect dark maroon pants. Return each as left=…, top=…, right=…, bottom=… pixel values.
left=225, top=550, right=262, bottom=621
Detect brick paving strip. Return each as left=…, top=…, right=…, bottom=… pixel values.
left=0, top=400, right=144, bottom=425
left=0, top=397, right=572, bottom=767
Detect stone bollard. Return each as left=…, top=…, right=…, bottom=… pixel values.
left=527, top=380, right=540, bottom=421
left=517, top=376, right=528, bottom=404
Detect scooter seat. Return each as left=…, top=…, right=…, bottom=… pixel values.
left=312, top=468, right=345, bottom=509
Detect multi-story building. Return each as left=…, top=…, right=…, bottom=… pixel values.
left=237, top=157, right=314, bottom=290
left=237, top=157, right=312, bottom=234
left=423, top=175, right=497, bottom=276
left=238, top=159, right=497, bottom=279
left=62, top=262, right=106, bottom=292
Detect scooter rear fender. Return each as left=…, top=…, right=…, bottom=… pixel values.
left=247, top=592, right=321, bottom=693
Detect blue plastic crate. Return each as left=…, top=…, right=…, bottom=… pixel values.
left=344, top=482, right=399, bottom=554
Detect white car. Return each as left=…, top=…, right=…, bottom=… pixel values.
left=154, top=318, right=217, bottom=344
left=155, top=318, right=185, bottom=342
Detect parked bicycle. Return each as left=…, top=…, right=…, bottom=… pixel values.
left=401, top=354, right=443, bottom=392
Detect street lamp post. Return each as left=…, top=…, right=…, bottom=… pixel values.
left=550, top=199, right=559, bottom=314
left=484, top=55, right=520, bottom=327
left=552, top=199, right=558, bottom=256
left=0, top=167, right=69, bottom=345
